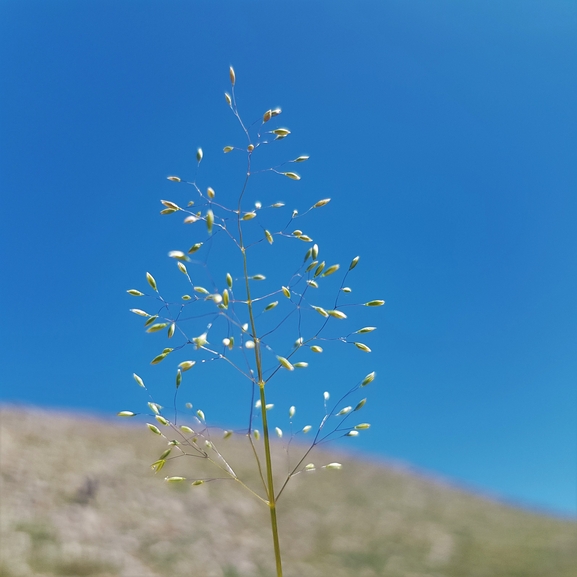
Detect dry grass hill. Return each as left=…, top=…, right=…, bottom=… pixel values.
left=0, top=406, right=575, bottom=577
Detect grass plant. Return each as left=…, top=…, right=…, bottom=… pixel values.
left=121, top=67, right=384, bottom=576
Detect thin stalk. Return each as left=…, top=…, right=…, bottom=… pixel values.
left=236, top=158, right=284, bottom=577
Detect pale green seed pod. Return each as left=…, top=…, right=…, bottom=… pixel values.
left=307, top=280, right=319, bottom=289
left=159, top=449, right=172, bottom=460
left=312, top=306, right=328, bottom=318
left=354, top=398, right=367, bottom=411
left=337, top=406, right=352, bottom=416
left=207, top=187, right=215, bottom=199
left=253, top=429, right=260, bottom=440
left=188, top=242, right=203, bottom=254
left=294, top=362, right=308, bottom=368
left=147, top=322, right=169, bottom=333
left=277, top=356, right=294, bottom=371
left=275, top=427, right=283, bottom=438
left=130, top=309, right=149, bottom=317
left=322, top=264, right=340, bottom=277
left=165, top=476, right=186, bottom=483
left=144, top=316, right=158, bottom=327
left=196, top=148, right=203, bottom=163
left=194, top=286, right=209, bottom=294
left=148, top=402, right=160, bottom=415
left=167, top=323, right=175, bottom=339
left=312, top=244, right=319, bottom=259
left=225, top=92, right=232, bottom=106
left=226, top=273, right=233, bottom=288
left=271, top=202, right=285, bottom=208
left=342, top=287, right=352, bottom=293
left=313, top=198, right=331, bottom=208
left=117, top=411, right=135, bottom=417
left=265, top=229, right=273, bottom=244
left=222, top=289, right=229, bottom=308
left=147, top=423, right=161, bottom=435
left=354, top=342, right=372, bottom=353
left=282, top=286, right=291, bottom=298
left=349, top=256, right=360, bottom=270
left=263, top=109, right=272, bottom=122
left=304, top=247, right=312, bottom=261
left=357, top=327, right=376, bottom=333
left=264, top=301, right=278, bottom=311
left=325, top=463, right=342, bottom=470
left=361, top=371, right=376, bottom=386
left=180, top=425, right=194, bottom=433
left=161, top=200, right=180, bottom=209
left=252, top=274, right=266, bottom=281
left=346, top=430, right=359, bottom=437
left=151, top=460, right=166, bottom=473
left=245, top=340, right=255, bottom=349
left=292, top=229, right=303, bottom=237
left=295, top=155, right=310, bottom=162
left=127, top=289, right=144, bottom=296
left=160, top=208, right=177, bottom=215
left=185, top=402, right=193, bottom=409
left=206, top=209, right=214, bottom=233
left=283, top=172, right=301, bottom=180
left=306, top=260, right=319, bottom=272
left=229, top=66, right=236, bottom=85
left=314, top=262, right=325, bottom=277
left=168, top=251, right=188, bottom=263
left=265, top=403, right=274, bottom=410
left=146, top=272, right=157, bottom=291
left=193, top=333, right=208, bottom=349
left=310, top=345, right=323, bottom=353
left=167, top=176, right=181, bottom=182
left=328, top=310, right=347, bottom=319
left=133, top=373, right=145, bottom=388
left=294, top=337, right=303, bottom=348
left=155, top=415, right=169, bottom=426
left=182, top=295, right=191, bottom=300
left=273, top=128, right=290, bottom=136
left=179, top=361, right=196, bottom=373
left=223, top=430, right=233, bottom=439
left=305, top=463, right=315, bottom=471
left=149, top=353, right=166, bottom=367
left=271, top=107, right=282, bottom=116
left=242, top=211, right=257, bottom=220
left=175, top=369, right=182, bottom=389
left=299, top=235, right=313, bottom=242
left=192, top=480, right=204, bottom=486
left=302, top=425, right=312, bottom=433
left=196, top=409, right=205, bottom=421
left=365, top=300, right=385, bottom=306
left=177, top=262, right=188, bottom=274
left=355, top=423, right=371, bottom=430
left=184, top=215, right=199, bottom=224
left=289, top=406, right=296, bottom=418
left=223, top=145, right=233, bottom=153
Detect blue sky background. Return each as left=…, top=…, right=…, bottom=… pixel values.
left=1, top=1, right=576, bottom=517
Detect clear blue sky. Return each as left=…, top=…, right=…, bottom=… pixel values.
left=1, top=1, right=576, bottom=517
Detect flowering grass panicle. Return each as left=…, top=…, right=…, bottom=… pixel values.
left=121, top=67, right=384, bottom=576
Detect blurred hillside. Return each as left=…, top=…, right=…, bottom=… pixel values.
left=0, top=406, right=575, bottom=577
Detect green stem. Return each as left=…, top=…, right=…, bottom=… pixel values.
left=238, top=163, right=284, bottom=577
